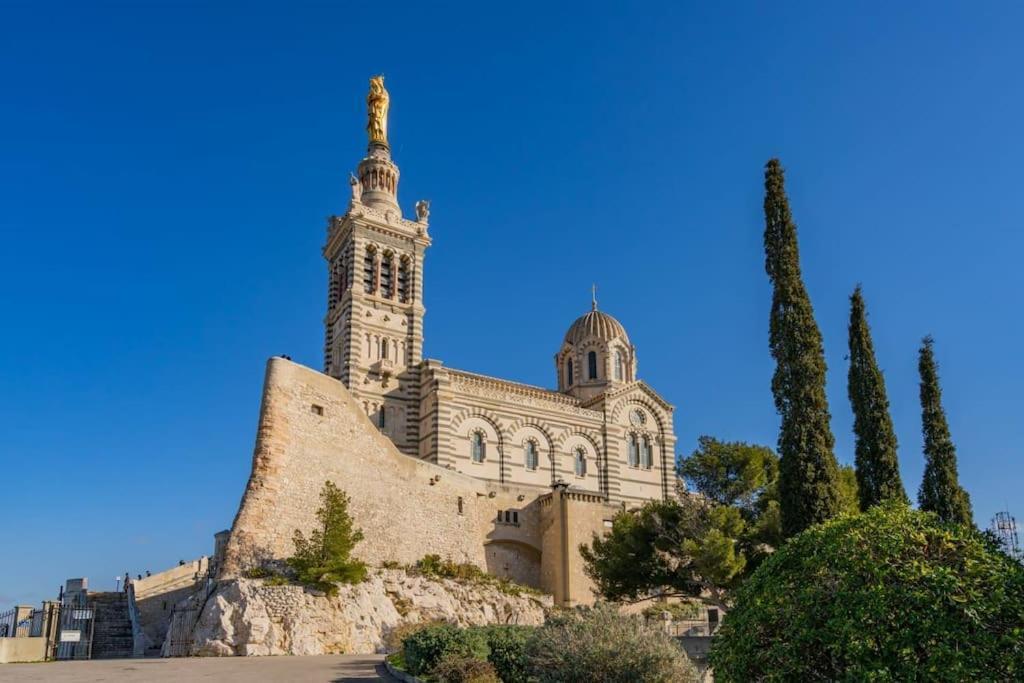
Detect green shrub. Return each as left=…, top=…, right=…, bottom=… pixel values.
left=287, top=481, right=368, bottom=595
left=525, top=604, right=698, bottom=682
left=710, top=504, right=1024, bottom=681
left=430, top=652, right=501, bottom=683
left=402, top=623, right=490, bottom=677
left=383, top=619, right=446, bottom=654
left=479, top=625, right=531, bottom=683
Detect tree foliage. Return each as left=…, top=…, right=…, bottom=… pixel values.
left=710, top=504, right=1024, bottom=681
left=847, top=285, right=908, bottom=509
left=763, top=158, right=842, bottom=537
left=287, top=480, right=368, bottom=594
left=917, top=336, right=973, bottom=526
left=580, top=497, right=747, bottom=606
left=678, top=436, right=778, bottom=512
left=836, top=463, right=861, bottom=516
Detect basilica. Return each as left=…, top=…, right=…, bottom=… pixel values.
left=322, top=77, right=677, bottom=507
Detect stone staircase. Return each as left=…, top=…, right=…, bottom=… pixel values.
left=89, top=592, right=134, bottom=659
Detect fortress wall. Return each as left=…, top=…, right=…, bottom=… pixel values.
left=220, top=357, right=546, bottom=580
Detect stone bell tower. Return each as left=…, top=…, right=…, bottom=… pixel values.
left=322, top=75, right=431, bottom=457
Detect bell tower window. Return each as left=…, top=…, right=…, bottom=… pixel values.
left=566, top=359, right=573, bottom=386
left=398, top=256, right=410, bottom=303
left=381, top=252, right=394, bottom=298
left=587, top=351, right=598, bottom=380
left=363, top=246, right=378, bottom=293
left=615, top=350, right=624, bottom=381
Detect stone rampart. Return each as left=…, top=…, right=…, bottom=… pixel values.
left=221, top=357, right=548, bottom=580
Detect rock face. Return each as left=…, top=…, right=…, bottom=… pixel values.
left=185, top=570, right=552, bottom=656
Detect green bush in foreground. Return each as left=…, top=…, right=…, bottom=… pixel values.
left=710, top=504, right=1024, bottom=681
left=478, top=625, right=531, bottom=683
left=430, top=652, right=501, bottom=683
left=524, top=604, right=698, bottom=683
left=402, top=623, right=490, bottom=677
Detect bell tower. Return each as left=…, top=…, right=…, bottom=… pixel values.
left=323, top=75, right=431, bottom=457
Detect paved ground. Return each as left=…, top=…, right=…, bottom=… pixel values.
left=0, top=654, right=397, bottom=682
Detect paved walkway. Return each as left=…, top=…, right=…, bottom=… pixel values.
left=0, top=654, right=396, bottom=682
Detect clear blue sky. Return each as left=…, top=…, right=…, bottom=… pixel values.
left=2, top=2, right=1022, bottom=608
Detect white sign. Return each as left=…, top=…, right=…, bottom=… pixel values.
left=72, top=609, right=92, bottom=620
left=60, top=630, right=81, bottom=643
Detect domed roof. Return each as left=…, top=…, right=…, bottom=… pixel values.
left=563, top=307, right=630, bottom=346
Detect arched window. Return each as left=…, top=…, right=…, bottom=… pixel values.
left=380, top=252, right=394, bottom=298
left=472, top=432, right=486, bottom=463
left=628, top=434, right=639, bottom=467
left=641, top=436, right=653, bottom=469
left=525, top=441, right=538, bottom=471
left=381, top=337, right=388, bottom=359
left=398, top=257, right=410, bottom=303
left=378, top=405, right=386, bottom=429
left=588, top=351, right=598, bottom=380
left=363, top=246, right=377, bottom=293
left=574, top=447, right=587, bottom=477
left=615, top=350, right=624, bottom=381
left=566, top=359, right=574, bottom=386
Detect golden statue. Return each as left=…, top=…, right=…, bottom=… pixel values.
left=366, top=75, right=390, bottom=145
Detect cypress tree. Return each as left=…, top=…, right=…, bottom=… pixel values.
left=763, top=159, right=842, bottom=537
left=847, top=285, right=908, bottom=509
left=917, top=336, right=973, bottom=525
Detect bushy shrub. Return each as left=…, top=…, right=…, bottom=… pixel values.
left=710, top=504, right=1024, bottom=681
left=479, top=625, right=531, bottom=683
left=430, top=653, right=501, bottom=683
left=383, top=619, right=446, bottom=654
left=525, top=604, right=698, bottom=682
left=402, top=623, right=490, bottom=677
left=287, top=481, right=368, bottom=595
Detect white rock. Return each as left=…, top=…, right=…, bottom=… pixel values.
left=176, top=569, right=551, bottom=656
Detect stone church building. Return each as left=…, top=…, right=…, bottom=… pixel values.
left=220, top=78, right=680, bottom=605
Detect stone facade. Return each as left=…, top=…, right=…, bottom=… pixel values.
left=221, top=357, right=621, bottom=605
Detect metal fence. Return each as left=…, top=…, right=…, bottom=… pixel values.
left=164, top=570, right=218, bottom=657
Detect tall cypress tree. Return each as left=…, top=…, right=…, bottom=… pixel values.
left=917, top=336, right=973, bottom=525
left=763, top=159, right=842, bottom=537
left=847, top=285, right=907, bottom=509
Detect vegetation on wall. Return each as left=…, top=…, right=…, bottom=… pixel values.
left=709, top=504, right=1024, bottom=681
left=763, top=158, right=843, bottom=537
left=847, top=285, right=908, bottom=509
left=917, top=336, right=974, bottom=526
left=410, top=554, right=541, bottom=597
left=286, top=480, right=368, bottom=594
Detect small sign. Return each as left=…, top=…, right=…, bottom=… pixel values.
left=72, top=609, right=93, bottom=620
left=60, top=630, right=81, bottom=643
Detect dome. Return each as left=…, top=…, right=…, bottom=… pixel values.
left=563, top=308, right=630, bottom=346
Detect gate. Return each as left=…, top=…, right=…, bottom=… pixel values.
left=55, top=600, right=96, bottom=660
left=164, top=574, right=217, bottom=657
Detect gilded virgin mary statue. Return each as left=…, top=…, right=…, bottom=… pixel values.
left=367, top=75, right=390, bottom=145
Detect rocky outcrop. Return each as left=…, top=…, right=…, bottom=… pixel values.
left=183, top=569, right=552, bottom=656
